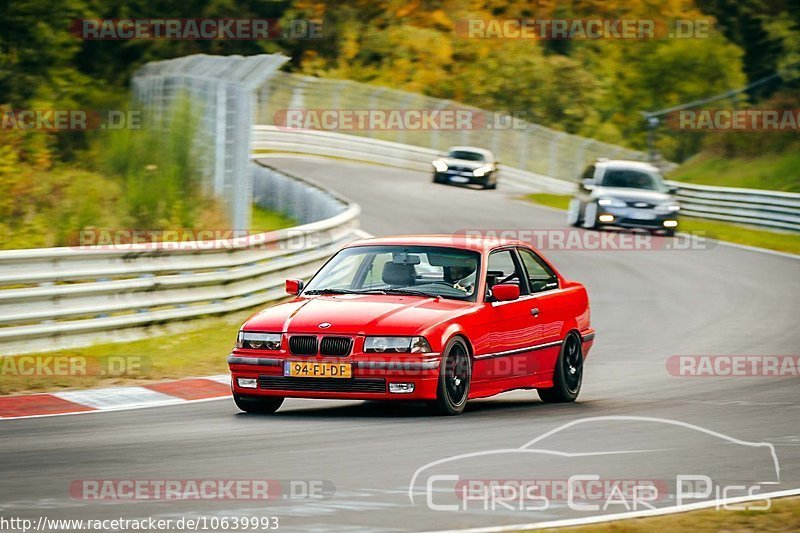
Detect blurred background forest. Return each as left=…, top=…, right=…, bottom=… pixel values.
left=1, top=0, right=798, bottom=247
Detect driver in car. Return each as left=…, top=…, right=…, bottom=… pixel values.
left=448, top=265, right=477, bottom=296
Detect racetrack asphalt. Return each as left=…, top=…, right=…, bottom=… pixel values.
left=1, top=156, right=798, bottom=532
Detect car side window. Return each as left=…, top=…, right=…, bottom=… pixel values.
left=518, top=248, right=558, bottom=293
left=486, top=249, right=527, bottom=296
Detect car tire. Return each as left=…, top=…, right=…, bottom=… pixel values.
left=431, top=337, right=471, bottom=415
left=483, top=180, right=497, bottom=190
left=537, top=332, right=583, bottom=403
left=233, top=394, right=284, bottom=414
left=567, top=198, right=582, bottom=227
left=664, top=228, right=676, bottom=237
left=432, top=173, right=445, bottom=184
left=582, top=202, right=598, bottom=229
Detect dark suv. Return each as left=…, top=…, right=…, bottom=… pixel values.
left=568, top=159, right=680, bottom=236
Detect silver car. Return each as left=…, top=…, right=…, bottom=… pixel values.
left=568, top=159, right=680, bottom=236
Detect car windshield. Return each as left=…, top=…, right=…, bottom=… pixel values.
left=601, top=169, right=664, bottom=191
left=448, top=150, right=486, bottom=162
left=303, top=245, right=481, bottom=302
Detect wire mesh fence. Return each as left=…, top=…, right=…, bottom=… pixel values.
left=255, top=72, right=654, bottom=182
left=132, top=54, right=289, bottom=229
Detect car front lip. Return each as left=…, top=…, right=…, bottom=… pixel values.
left=435, top=170, right=491, bottom=183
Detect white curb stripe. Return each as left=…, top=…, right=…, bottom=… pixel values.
left=0, top=395, right=230, bottom=421
left=53, top=386, right=182, bottom=410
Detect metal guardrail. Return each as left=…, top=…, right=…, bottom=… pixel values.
left=0, top=164, right=361, bottom=356
left=256, top=72, right=661, bottom=181
left=252, top=126, right=575, bottom=195
left=254, top=126, right=800, bottom=232
left=666, top=181, right=800, bottom=231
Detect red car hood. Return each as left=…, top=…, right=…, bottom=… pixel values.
left=244, top=294, right=474, bottom=336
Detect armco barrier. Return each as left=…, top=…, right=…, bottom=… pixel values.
left=666, top=181, right=800, bottom=232
left=254, top=126, right=800, bottom=231
left=0, top=164, right=361, bottom=356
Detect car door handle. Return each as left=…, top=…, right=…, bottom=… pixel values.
left=531, top=308, right=540, bottom=317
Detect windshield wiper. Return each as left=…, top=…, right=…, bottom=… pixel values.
left=360, top=288, right=436, bottom=298
left=307, top=287, right=440, bottom=299
left=304, top=288, right=363, bottom=295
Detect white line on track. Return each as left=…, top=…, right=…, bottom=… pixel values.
left=422, top=488, right=800, bottom=532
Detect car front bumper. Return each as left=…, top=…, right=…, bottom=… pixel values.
left=228, top=354, right=442, bottom=401
left=434, top=171, right=492, bottom=186
left=596, top=207, right=678, bottom=230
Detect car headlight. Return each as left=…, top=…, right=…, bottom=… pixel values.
left=237, top=331, right=282, bottom=350
left=655, top=202, right=681, bottom=213
left=597, top=197, right=626, bottom=208
left=473, top=165, right=492, bottom=177
left=364, top=336, right=432, bottom=353
left=432, top=160, right=448, bottom=172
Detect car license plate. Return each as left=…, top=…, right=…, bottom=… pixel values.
left=629, top=210, right=655, bottom=220
left=284, top=361, right=352, bottom=378
left=450, top=176, right=469, bottom=183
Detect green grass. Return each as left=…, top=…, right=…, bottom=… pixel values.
left=523, top=194, right=800, bottom=255
left=668, top=151, right=800, bottom=193
left=524, top=193, right=572, bottom=211
left=251, top=204, right=297, bottom=232
left=0, top=308, right=260, bottom=396
left=678, top=218, right=800, bottom=255
left=553, top=496, right=800, bottom=533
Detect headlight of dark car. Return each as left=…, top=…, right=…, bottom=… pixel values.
left=597, top=197, right=626, bottom=208
left=473, top=165, right=493, bottom=177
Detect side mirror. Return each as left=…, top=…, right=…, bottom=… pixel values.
left=580, top=178, right=595, bottom=191
left=668, top=186, right=679, bottom=194
left=491, top=283, right=520, bottom=302
left=285, top=278, right=304, bottom=295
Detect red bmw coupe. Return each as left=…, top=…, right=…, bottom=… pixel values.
left=228, top=235, right=594, bottom=415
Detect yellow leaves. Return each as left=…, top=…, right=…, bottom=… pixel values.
left=429, top=9, right=453, bottom=30
left=396, top=0, right=420, bottom=18
left=0, top=108, right=53, bottom=173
